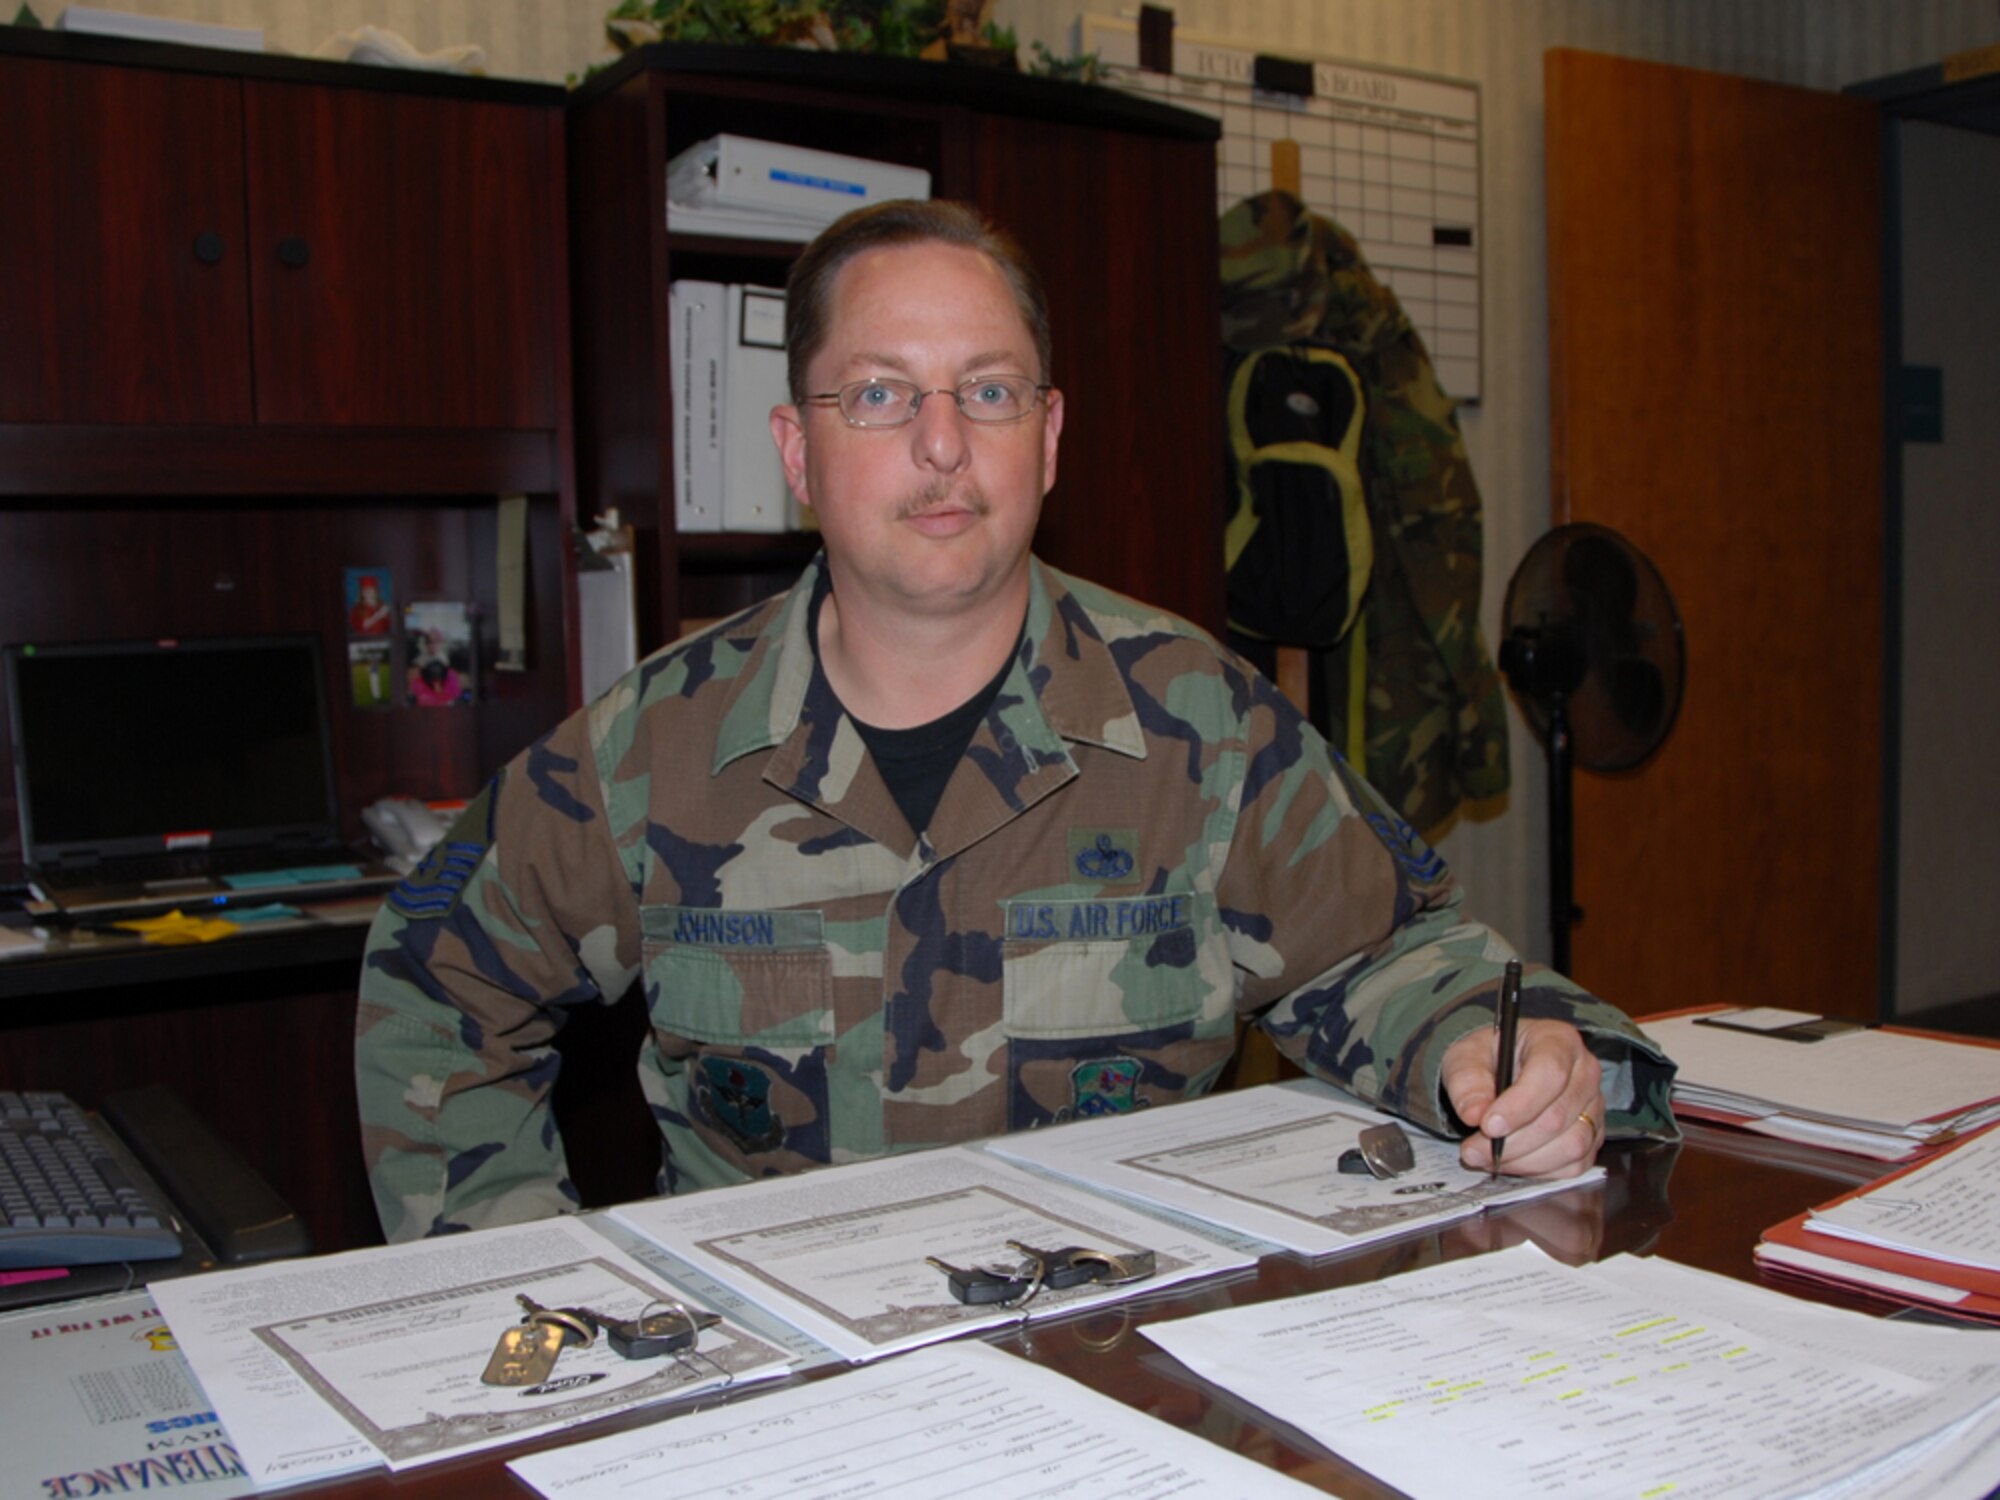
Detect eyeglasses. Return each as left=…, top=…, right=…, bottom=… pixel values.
left=805, top=376, right=1051, bottom=428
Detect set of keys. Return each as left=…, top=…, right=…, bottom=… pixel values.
left=925, top=1240, right=1157, bottom=1307
left=481, top=1292, right=722, bottom=1387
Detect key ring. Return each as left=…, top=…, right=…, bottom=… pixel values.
left=515, top=1292, right=597, bottom=1348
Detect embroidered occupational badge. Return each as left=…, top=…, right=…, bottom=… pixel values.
left=1070, top=828, right=1138, bottom=883
left=695, top=1057, right=786, bottom=1154
left=1071, top=1057, right=1147, bottom=1117
left=386, top=785, right=488, bottom=919
left=1364, top=811, right=1447, bottom=883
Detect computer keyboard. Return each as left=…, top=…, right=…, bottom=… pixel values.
left=0, top=1090, right=184, bottom=1269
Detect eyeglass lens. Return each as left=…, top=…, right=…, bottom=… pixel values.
left=834, top=377, right=1041, bottom=426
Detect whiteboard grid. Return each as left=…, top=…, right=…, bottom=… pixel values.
left=1083, top=16, right=1482, bottom=403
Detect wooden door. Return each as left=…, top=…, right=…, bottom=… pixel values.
left=0, top=55, right=253, bottom=426
left=242, top=82, right=560, bottom=429
left=1544, top=49, right=1882, bottom=1020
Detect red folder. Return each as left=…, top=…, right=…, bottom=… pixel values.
left=1755, top=1122, right=2000, bottom=1325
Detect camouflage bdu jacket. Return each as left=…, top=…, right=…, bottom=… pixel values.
left=356, top=556, right=1675, bottom=1242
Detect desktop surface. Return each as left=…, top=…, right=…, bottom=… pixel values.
left=209, top=1130, right=1944, bottom=1499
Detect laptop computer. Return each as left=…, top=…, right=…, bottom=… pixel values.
left=3, top=634, right=402, bottom=918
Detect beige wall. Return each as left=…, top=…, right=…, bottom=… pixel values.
left=23, top=0, right=1994, bottom=994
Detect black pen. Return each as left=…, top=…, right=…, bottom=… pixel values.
left=1491, top=958, right=1522, bottom=1177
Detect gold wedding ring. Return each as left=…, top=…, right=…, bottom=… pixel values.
left=1578, top=1110, right=1596, bottom=1135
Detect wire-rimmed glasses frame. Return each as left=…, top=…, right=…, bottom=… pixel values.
left=803, top=375, right=1052, bottom=429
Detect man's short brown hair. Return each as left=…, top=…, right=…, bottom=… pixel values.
left=783, top=199, right=1053, bottom=402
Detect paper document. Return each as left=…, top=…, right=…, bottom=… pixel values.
left=510, top=1340, right=1325, bottom=1498
left=1592, top=1254, right=2000, bottom=1500
left=610, top=1146, right=1254, bottom=1364
left=1639, top=1013, right=2000, bottom=1156
left=1141, top=1243, right=2000, bottom=1500
left=1806, top=1122, right=2000, bottom=1272
left=4, top=1289, right=254, bottom=1499
left=149, top=1216, right=792, bottom=1481
left=986, top=1080, right=1601, bottom=1256
left=1756, top=1240, right=1974, bottom=1308
left=580, top=1210, right=843, bottom=1369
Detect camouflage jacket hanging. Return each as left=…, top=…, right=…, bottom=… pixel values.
left=1220, top=191, right=1510, bottom=836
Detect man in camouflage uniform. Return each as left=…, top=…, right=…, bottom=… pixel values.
left=356, top=201, right=1674, bottom=1243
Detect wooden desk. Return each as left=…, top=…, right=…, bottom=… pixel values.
left=239, top=1129, right=1916, bottom=1498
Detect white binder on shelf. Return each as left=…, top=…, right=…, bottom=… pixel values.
left=667, top=280, right=726, bottom=533
left=721, top=284, right=794, bottom=533
left=667, top=135, right=931, bottom=229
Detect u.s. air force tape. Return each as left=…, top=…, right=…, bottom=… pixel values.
left=1004, top=895, right=1193, bottom=943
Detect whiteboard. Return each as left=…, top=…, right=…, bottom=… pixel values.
left=1081, top=15, right=1483, bottom=402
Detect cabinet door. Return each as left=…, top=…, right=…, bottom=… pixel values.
left=0, top=55, right=252, bottom=425
left=242, top=82, right=559, bottom=429
left=970, top=113, right=1226, bottom=634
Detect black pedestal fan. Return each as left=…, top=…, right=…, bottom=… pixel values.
left=1497, top=523, right=1685, bottom=975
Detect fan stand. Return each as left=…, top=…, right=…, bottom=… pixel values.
left=1501, top=524, right=1684, bottom=981
left=1498, top=617, right=1587, bottom=977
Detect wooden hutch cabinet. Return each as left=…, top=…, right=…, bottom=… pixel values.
left=565, top=44, right=1227, bottom=649
left=0, top=27, right=574, bottom=1254
left=0, top=27, right=575, bottom=833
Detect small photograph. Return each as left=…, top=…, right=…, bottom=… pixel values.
left=345, top=567, right=395, bottom=638
left=348, top=639, right=394, bottom=710
left=403, top=601, right=477, bottom=708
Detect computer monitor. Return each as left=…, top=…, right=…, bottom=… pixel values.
left=4, top=634, right=342, bottom=865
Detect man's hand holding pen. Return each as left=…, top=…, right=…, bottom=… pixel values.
left=1440, top=965, right=1607, bottom=1179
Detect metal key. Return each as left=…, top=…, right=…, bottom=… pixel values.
left=925, top=1254, right=1037, bottom=1305
left=1005, top=1241, right=1109, bottom=1290
left=593, top=1302, right=722, bottom=1360
left=515, top=1292, right=598, bottom=1349
left=1009, top=1242, right=1157, bottom=1288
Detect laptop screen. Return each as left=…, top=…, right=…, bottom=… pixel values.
left=4, top=635, right=341, bottom=863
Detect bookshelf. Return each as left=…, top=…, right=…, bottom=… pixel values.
left=567, top=43, right=1228, bottom=650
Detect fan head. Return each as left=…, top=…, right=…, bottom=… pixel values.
left=1500, top=523, right=1684, bottom=772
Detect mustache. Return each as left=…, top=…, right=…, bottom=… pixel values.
left=895, top=480, right=990, bottom=520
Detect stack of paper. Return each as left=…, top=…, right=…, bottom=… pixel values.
left=1639, top=1009, right=2000, bottom=1161
left=1758, top=1121, right=2000, bottom=1323
left=1144, top=1242, right=2000, bottom=1500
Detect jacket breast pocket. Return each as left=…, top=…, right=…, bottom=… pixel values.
left=640, top=905, right=835, bottom=1049
left=1000, top=892, right=1233, bottom=1041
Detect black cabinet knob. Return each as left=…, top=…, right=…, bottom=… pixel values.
left=193, top=232, right=226, bottom=265
left=277, top=236, right=311, bottom=269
